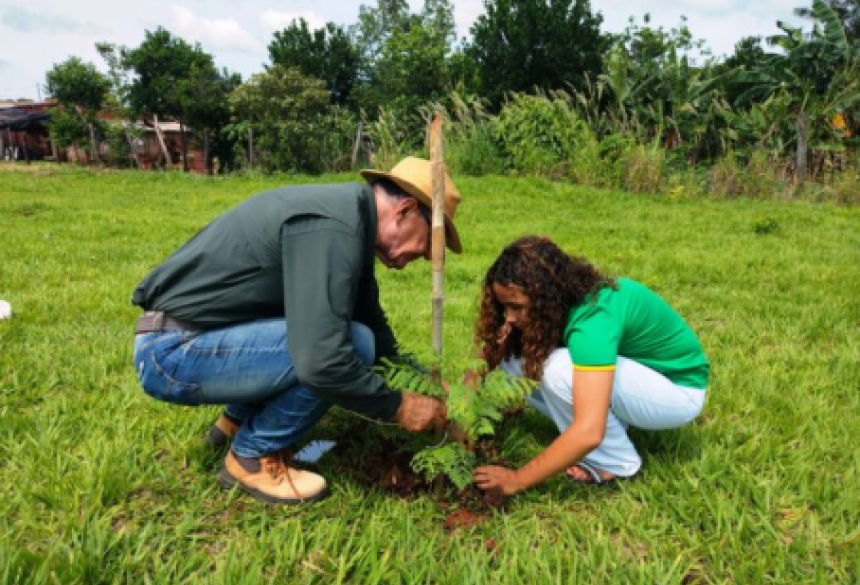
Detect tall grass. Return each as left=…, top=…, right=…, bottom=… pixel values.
left=710, top=151, right=781, bottom=199
left=422, top=94, right=505, bottom=177
left=363, top=107, right=420, bottom=171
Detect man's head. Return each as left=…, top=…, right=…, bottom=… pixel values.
left=362, top=157, right=463, bottom=271
left=372, top=178, right=432, bottom=269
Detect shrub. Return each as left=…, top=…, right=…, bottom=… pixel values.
left=48, top=106, right=94, bottom=160
left=569, top=132, right=633, bottom=189
left=316, top=107, right=360, bottom=173
left=364, top=106, right=422, bottom=172
left=228, top=65, right=340, bottom=174
left=624, top=144, right=665, bottom=193
left=810, top=167, right=860, bottom=205
left=424, top=94, right=505, bottom=177
left=710, top=150, right=781, bottom=199
left=495, top=91, right=590, bottom=178
left=102, top=122, right=142, bottom=168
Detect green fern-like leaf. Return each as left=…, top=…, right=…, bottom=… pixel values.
left=410, top=443, right=476, bottom=490
left=377, top=358, right=444, bottom=397
left=481, top=369, right=538, bottom=410
left=376, top=357, right=538, bottom=488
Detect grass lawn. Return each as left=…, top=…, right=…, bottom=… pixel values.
left=1, top=163, right=859, bottom=584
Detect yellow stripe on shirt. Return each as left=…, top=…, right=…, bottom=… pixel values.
left=573, top=364, right=617, bottom=372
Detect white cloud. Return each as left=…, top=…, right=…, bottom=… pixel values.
left=1, top=6, right=106, bottom=35
left=259, top=10, right=325, bottom=33
left=171, top=5, right=262, bottom=53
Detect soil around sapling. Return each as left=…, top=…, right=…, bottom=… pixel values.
left=326, top=431, right=509, bottom=528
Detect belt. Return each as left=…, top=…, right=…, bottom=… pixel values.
left=135, top=311, right=201, bottom=334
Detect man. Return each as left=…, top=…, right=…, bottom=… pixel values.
left=131, top=157, right=462, bottom=505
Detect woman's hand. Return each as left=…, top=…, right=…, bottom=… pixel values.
left=473, top=465, right=522, bottom=496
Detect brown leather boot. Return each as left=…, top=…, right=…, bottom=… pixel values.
left=205, top=413, right=239, bottom=450
left=218, top=450, right=329, bottom=505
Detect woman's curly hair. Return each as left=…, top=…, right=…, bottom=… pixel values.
left=476, top=235, right=615, bottom=380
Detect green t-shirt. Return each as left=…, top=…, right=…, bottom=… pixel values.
left=563, top=278, right=709, bottom=389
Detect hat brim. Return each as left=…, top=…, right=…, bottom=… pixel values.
left=361, top=169, right=462, bottom=254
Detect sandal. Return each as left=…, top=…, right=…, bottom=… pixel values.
left=566, top=461, right=639, bottom=486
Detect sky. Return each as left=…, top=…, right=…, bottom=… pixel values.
left=0, top=0, right=807, bottom=100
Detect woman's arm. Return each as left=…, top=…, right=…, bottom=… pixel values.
left=473, top=369, right=614, bottom=494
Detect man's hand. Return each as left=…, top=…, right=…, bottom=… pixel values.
left=473, top=465, right=523, bottom=496
left=394, top=392, right=447, bottom=432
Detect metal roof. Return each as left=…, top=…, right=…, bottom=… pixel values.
left=0, top=108, right=50, bottom=130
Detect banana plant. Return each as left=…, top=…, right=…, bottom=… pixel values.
left=730, top=0, right=860, bottom=181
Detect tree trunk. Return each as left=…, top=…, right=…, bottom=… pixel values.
left=796, top=111, right=808, bottom=184
left=203, top=128, right=211, bottom=174
left=179, top=120, right=189, bottom=173
left=248, top=125, right=254, bottom=170
left=124, top=124, right=141, bottom=168
left=352, top=121, right=363, bottom=170
left=89, top=122, right=100, bottom=164
left=21, top=133, right=31, bottom=165
left=153, top=114, right=173, bottom=169
left=50, top=136, right=59, bottom=164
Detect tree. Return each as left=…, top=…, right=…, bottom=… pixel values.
left=268, top=19, right=359, bottom=105
left=228, top=64, right=340, bottom=173
left=796, top=0, right=860, bottom=41
left=45, top=57, right=110, bottom=113
left=713, top=36, right=768, bottom=110
left=177, top=64, right=241, bottom=172
left=44, top=57, right=110, bottom=162
left=371, top=19, right=452, bottom=114
left=467, top=0, right=608, bottom=108
left=349, top=0, right=457, bottom=113
left=733, top=0, right=860, bottom=181
left=122, top=27, right=221, bottom=171
left=421, top=0, right=457, bottom=47
left=352, top=0, right=412, bottom=69
left=598, top=16, right=724, bottom=159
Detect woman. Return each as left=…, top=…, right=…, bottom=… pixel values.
left=472, top=236, right=709, bottom=494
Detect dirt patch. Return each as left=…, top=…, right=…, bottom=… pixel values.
left=443, top=508, right=481, bottom=531
left=328, top=433, right=508, bottom=530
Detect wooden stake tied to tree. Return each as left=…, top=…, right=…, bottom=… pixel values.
left=429, top=114, right=445, bottom=378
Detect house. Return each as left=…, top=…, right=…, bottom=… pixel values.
left=0, top=101, right=55, bottom=162
left=0, top=100, right=208, bottom=172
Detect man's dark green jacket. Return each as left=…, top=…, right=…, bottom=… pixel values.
left=132, top=182, right=402, bottom=420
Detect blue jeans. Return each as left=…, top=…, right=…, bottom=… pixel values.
left=133, top=319, right=375, bottom=458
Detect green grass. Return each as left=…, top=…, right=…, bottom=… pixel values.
left=1, top=163, right=859, bottom=584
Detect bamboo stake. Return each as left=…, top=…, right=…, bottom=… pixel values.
left=429, top=114, right=445, bottom=373
left=429, top=113, right=447, bottom=496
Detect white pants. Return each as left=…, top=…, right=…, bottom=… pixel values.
left=501, top=349, right=706, bottom=477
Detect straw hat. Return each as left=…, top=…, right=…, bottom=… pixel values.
left=361, top=157, right=463, bottom=253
